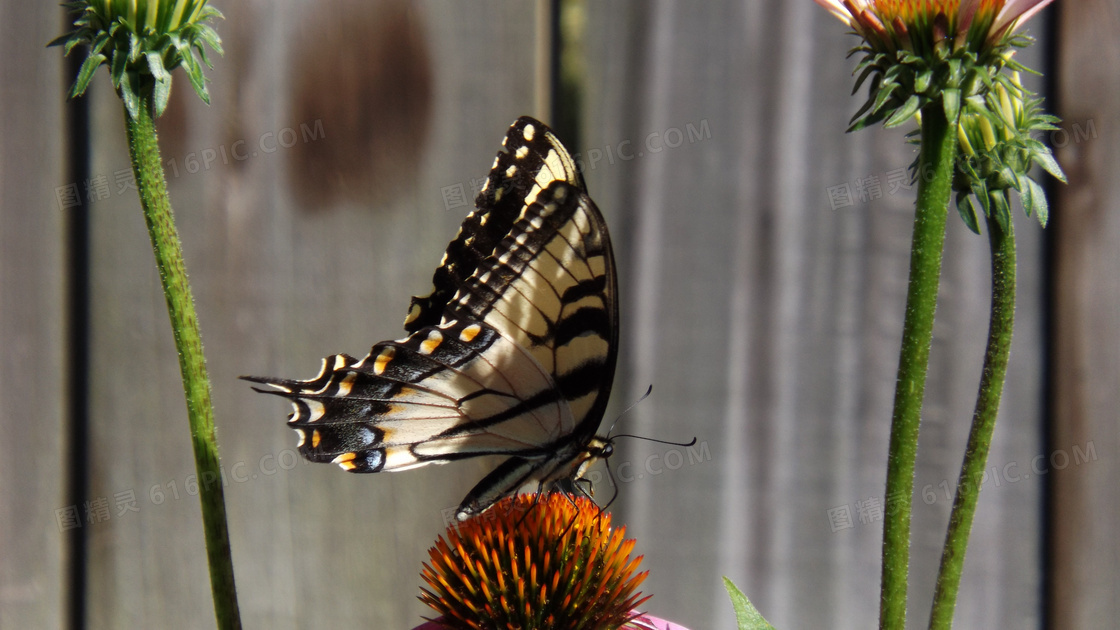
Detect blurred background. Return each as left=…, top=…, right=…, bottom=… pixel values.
left=2, top=1, right=1117, bottom=628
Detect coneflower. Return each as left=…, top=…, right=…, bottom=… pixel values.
left=418, top=494, right=682, bottom=630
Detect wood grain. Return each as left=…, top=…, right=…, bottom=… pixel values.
left=1051, top=2, right=1120, bottom=628
left=3, top=2, right=1095, bottom=628
left=0, top=5, right=65, bottom=628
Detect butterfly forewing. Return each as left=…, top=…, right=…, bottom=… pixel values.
left=404, top=116, right=585, bottom=333
left=449, top=182, right=617, bottom=439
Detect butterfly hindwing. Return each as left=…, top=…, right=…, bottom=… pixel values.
left=246, top=318, right=578, bottom=472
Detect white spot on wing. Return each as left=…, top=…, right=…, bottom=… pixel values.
left=300, top=358, right=329, bottom=383
left=523, top=123, right=536, bottom=141
left=304, top=399, right=326, bottom=423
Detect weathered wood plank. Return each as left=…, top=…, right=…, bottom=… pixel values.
left=5, top=2, right=1086, bottom=628
left=1051, top=2, right=1120, bottom=628
left=0, top=4, right=66, bottom=628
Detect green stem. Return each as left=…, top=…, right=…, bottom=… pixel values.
left=880, top=104, right=958, bottom=630
left=124, top=94, right=242, bottom=630
left=927, top=211, right=1016, bottom=629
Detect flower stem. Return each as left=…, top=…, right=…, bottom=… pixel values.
left=880, top=104, right=957, bottom=630
left=123, top=93, right=242, bottom=630
left=927, top=211, right=1015, bottom=630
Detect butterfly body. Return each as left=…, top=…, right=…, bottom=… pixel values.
left=247, top=117, right=618, bottom=520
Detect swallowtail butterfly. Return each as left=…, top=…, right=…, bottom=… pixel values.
left=246, top=117, right=618, bottom=520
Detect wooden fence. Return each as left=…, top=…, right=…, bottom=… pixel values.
left=1, top=1, right=1116, bottom=628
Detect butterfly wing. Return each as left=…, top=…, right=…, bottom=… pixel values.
left=246, top=117, right=617, bottom=518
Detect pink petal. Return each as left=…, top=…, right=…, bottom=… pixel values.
left=995, top=0, right=1055, bottom=31
left=628, top=614, right=693, bottom=630
left=414, top=614, right=692, bottom=629
left=812, top=0, right=857, bottom=25
left=957, top=0, right=982, bottom=31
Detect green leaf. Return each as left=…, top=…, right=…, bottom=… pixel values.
left=849, top=95, right=878, bottom=126
left=973, top=181, right=991, bottom=217
left=1032, top=149, right=1066, bottom=183
left=1016, top=172, right=1033, bottom=215
left=990, top=191, right=1011, bottom=233
left=128, top=31, right=141, bottom=62
left=110, top=47, right=127, bottom=89
left=145, top=51, right=169, bottom=82
left=1025, top=176, right=1049, bottom=227
left=193, top=38, right=214, bottom=69
left=963, top=94, right=987, bottom=114
left=947, top=58, right=963, bottom=83
left=870, top=81, right=898, bottom=116
left=853, top=64, right=878, bottom=95
left=956, top=192, right=981, bottom=234
left=847, top=108, right=889, bottom=133
left=997, top=165, right=1018, bottom=190
left=942, top=88, right=960, bottom=124
left=180, top=50, right=211, bottom=105
left=1021, top=137, right=1049, bottom=154
left=915, top=69, right=932, bottom=93
left=885, top=94, right=922, bottom=128
left=194, top=23, right=224, bottom=56
left=62, top=36, right=88, bottom=56
left=46, top=32, right=74, bottom=48
left=119, top=71, right=139, bottom=120
left=152, top=73, right=172, bottom=117
left=723, top=577, right=776, bottom=630
left=198, top=6, right=225, bottom=21
left=71, top=53, right=106, bottom=98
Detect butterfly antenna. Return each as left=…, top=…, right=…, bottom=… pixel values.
left=603, top=384, right=654, bottom=438
left=609, top=434, right=698, bottom=448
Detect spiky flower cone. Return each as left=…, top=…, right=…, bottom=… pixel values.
left=419, top=494, right=651, bottom=630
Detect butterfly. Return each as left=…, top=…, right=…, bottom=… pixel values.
left=245, top=116, right=619, bottom=521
